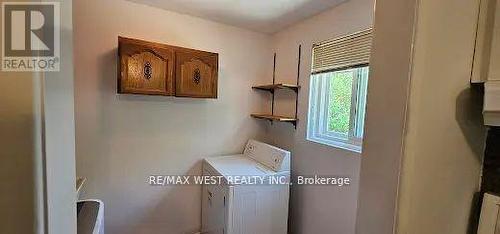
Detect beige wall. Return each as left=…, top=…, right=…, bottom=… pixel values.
left=0, top=52, right=41, bottom=234
left=396, top=0, right=486, bottom=233
left=0, top=0, right=41, bottom=232
left=355, top=0, right=418, bottom=233
left=269, top=0, right=374, bottom=233
left=73, top=0, right=273, bottom=233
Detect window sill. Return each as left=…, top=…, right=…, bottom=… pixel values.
left=306, top=135, right=362, bottom=153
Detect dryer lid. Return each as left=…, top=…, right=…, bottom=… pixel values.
left=204, top=155, right=276, bottom=177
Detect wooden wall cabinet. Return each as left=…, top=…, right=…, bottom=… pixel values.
left=118, top=37, right=218, bottom=98
left=175, top=50, right=218, bottom=98
left=118, top=37, right=175, bottom=95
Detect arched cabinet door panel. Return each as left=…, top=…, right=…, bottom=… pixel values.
left=117, top=37, right=218, bottom=98
left=175, top=50, right=218, bottom=98
left=118, top=37, right=174, bottom=95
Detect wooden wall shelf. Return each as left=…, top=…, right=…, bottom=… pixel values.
left=250, top=45, right=302, bottom=129
left=250, top=114, right=297, bottom=122
left=252, top=84, right=300, bottom=92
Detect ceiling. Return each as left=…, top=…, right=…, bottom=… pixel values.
left=126, top=0, right=347, bottom=34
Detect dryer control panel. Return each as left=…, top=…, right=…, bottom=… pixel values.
left=243, top=140, right=290, bottom=172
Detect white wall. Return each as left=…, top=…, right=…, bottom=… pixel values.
left=269, top=0, right=374, bottom=233
left=73, top=0, right=273, bottom=233
left=396, top=0, right=486, bottom=233
left=355, top=0, right=418, bottom=233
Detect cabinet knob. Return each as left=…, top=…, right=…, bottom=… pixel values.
left=143, top=61, right=152, bottom=80
left=193, top=68, right=201, bottom=84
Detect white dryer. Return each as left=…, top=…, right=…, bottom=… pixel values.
left=201, top=139, right=291, bottom=234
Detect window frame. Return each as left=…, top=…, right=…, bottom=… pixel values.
left=306, top=66, right=369, bottom=153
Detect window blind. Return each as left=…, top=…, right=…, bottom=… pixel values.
left=312, top=28, right=373, bottom=74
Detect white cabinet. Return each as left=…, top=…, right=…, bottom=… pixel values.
left=472, top=0, right=500, bottom=125
left=471, top=0, right=496, bottom=83
left=201, top=174, right=227, bottom=234
left=478, top=193, right=500, bottom=234
left=487, top=0, right=500, bottom=81
left=471, top=0, right=500, bottom=83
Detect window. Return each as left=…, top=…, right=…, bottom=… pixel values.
left=307, top=29, right=372, bottom=153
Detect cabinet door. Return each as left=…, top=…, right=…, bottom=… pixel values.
left=472, top=0, right=497, bottom=83
left=118, top=38, right=174, bottom=95
left=488, top=0, right=500, bottom=81
left=175, top=50, right=218, bottom=98
left=202, top=183, right=226, bottom=234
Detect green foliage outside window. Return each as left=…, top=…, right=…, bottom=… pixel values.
left=327, top=70, right=354, bottom=134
